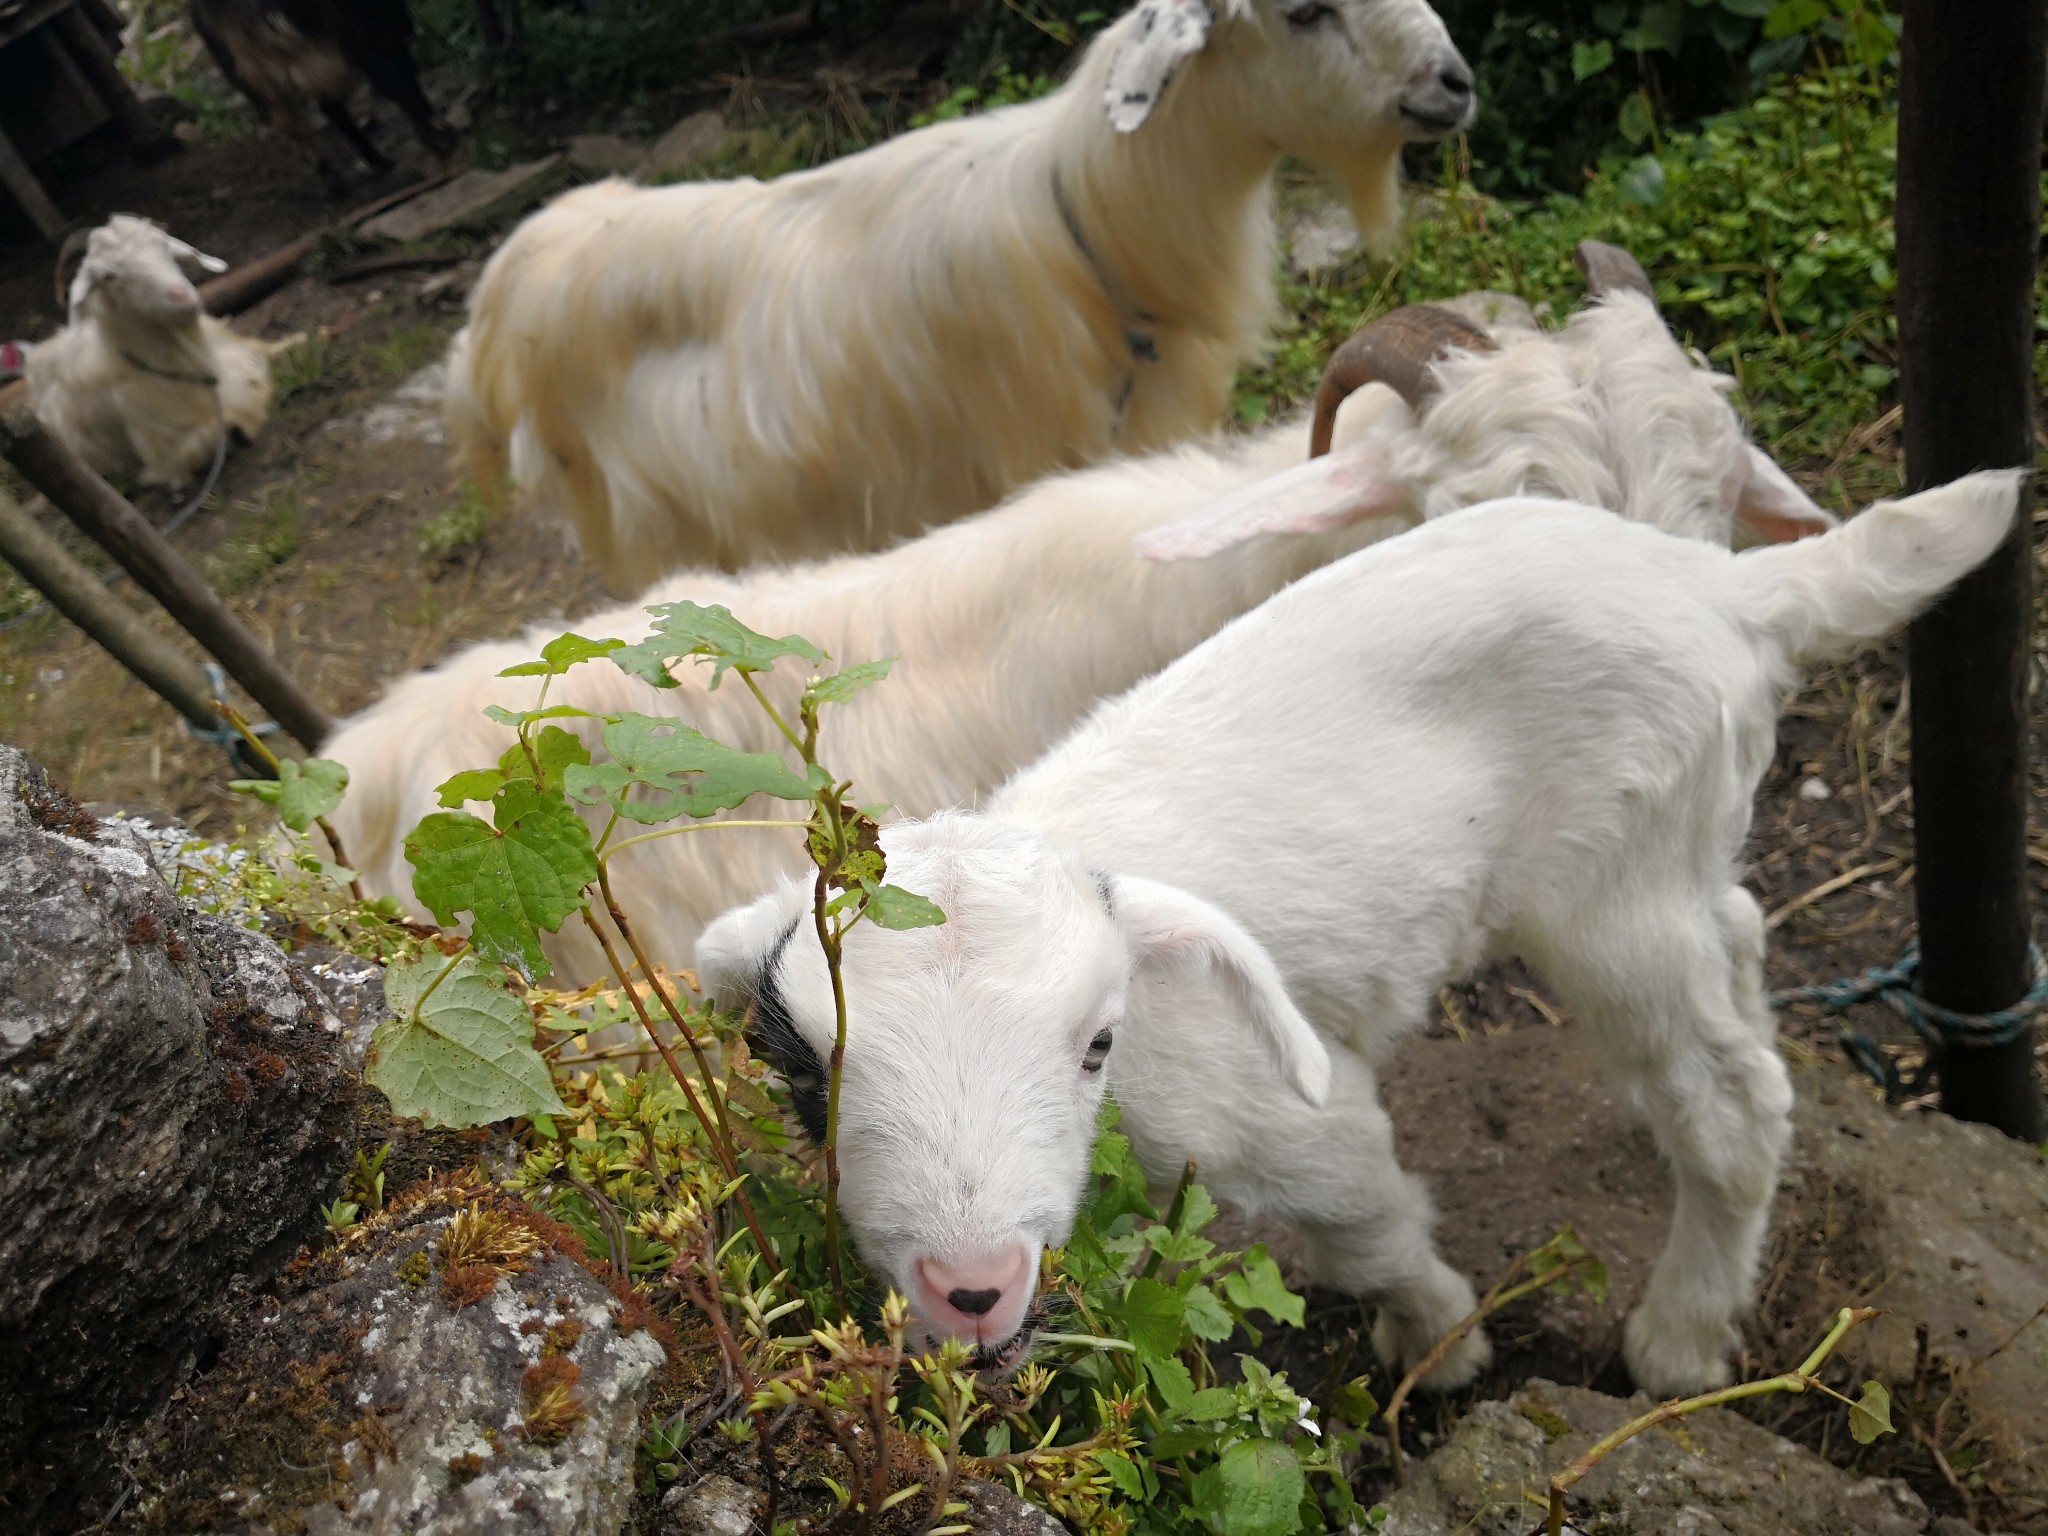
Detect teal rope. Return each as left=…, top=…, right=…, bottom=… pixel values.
left=1769, top=941, right=2048, bottom=1102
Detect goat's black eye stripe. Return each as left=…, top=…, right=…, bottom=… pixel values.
left=744, top=918, right=830, bottom=1145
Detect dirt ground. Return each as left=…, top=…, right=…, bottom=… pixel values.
left=6, top=90, right=2048, bottom=1536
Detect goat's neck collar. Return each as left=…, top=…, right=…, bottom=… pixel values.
left=120, top=347, right=217, bottom=389
left=1053, top=168, right=1160, bottom=435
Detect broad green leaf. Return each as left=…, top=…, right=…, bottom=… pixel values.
left=1087, top=1110, right=1157, bottom=1228
left=229, top=756, right=348, bottom=832
left=1334, top=1378, right=1380, bottom=1428
left=612, top=602, right=827, bottom=690
left=562, top=712, right=812, bottom=825
left=1618, top=93, right=1656, bottom=147
left=436, top=768, right=507, bottom=808
left=1181, top=1282, right=1236, bottom=1342
left=1191, top=1438, right=1305, bottom=1536
left=806, top=657, right=895, bottom=707
left=1097, top=1451, right=1145, bottom=1501
left=859, top=881, right=947, bottom=930
left=982, top=1420, right=1011, bottom=1457
left=367, top=952, right=567, bottom=1127
left=1220, top=1245, right=1306, bottom=1329
left=1117, top=1277, right=1186, bottom=1360
left=1571, top=38, right=1613, bottom=79
left=1619, top=153, right=1667, bottom=207
left=1145, top=1355, right=1195, bottom=1412
left=1763, top=0, right=1827, bottom=39
left=1848, top=1380, right=1893, bottom=1445
left=1178, top=1387, right=1238, bottom=1423
left=404, top=783, right=598, bottom=979
left=499, top=727, right=591, bottom=794
left=496, top=632, right=624, bottom=678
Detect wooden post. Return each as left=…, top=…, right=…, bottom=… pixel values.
left=1896, top=0, right=2048, bottom=1141
left=0, top=408, right=336, bottom=752
left=0, top=489, right=222, bottom=735
left=0, top=121, right=67, bottom=245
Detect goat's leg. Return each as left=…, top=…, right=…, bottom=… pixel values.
left=358, top=55, right=457, bottom=158
left=320, top=100, right=393, bottom=175
left=1266, top=1061, right=1488, bottom=1387
left=1539, top=887, right=1793, bottom=1396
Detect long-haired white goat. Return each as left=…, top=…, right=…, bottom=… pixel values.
left=444, top=0, right=1475, bottom=584
left=326, top=245, right=1832, bottom=984
left=696, top=469, right=2021, bottom=1401
left=24, top=216, right=297, bottom=488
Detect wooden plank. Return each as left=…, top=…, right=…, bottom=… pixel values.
left=0, top=117, right=66, bottom=244
left=0, top=404, right=335, bottom=751
left=1897, top=0, right=2048, bottom=1141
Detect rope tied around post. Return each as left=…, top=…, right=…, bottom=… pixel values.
left=1769, top=940, right=2048, bottom=1102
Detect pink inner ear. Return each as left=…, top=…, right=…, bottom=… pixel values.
left=1733, top=443, right=1838, bottom=544
left=1133, top=440, right=1408, bottom=562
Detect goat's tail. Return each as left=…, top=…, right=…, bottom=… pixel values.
left=1732, top=468, right=2024, bottom=663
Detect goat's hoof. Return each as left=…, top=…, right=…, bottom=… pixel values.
left=1373, top=1309, right=1491, bottom=1390
left=1622, top=1308, right=1736, bottom=1397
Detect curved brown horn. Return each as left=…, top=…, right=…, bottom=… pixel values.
left=1574, top=239, right=1658, bottom=311
left=1309, top=305, right=1497, bottom=457
left=54, top=228, right=91, bottom=311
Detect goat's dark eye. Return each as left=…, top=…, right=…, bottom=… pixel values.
left=1083, top=1029, right=1113, bottom=1073
left=1283, top=0, right=1335, bottom=26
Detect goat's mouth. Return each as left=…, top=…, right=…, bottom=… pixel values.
left=965, top=1306, right=1045, bottom=1374
left=1398, top=104, right=1467, bottom=140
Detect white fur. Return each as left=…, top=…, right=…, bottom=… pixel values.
left=23, top=216, right=293, bottom=488
left=697, top=470, right=2021, bottom=1395
left=443, top=0, right=1471, bottom=585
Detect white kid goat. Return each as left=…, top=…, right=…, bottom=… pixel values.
left=328, top=246, right=1831, bottom=985
left=697, top=468, right=2021, bottom=1396
left=24, top=216, right=297, bottom=489
left=445, top=0, right=1475, bottom=583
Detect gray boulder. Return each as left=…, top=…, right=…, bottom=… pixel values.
left=125, top=1176, right=671, bottom=1535
left=1383, top=1380, right=1932, bottom=1536
left=0, top=747, right=358, bottom=1528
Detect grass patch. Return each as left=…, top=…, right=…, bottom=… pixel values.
left=374, top=326, right=449, bottom=384
left=120, top=0, right=256, bottom=140
left=208, top=484, right=304, bottom=594
left=271, top=334, right=334, bottom=406
left=418, top=483, right=493, bottom=563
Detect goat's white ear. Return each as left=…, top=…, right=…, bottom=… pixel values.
left=1133, top=439, right=1410, bottom=562
left=1732, top=444, right=1837, bottom=545
left=1113, top=874, right=1332, bottom=1107
left=163, top=235, right=229, bottom=275
left=1105, top=0, right=1214, bottom=133
left=696, top=890, right=801, bottom=1010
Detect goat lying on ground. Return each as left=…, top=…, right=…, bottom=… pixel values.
left=23, top=216, right=298, bottom=489
left=445, top=0, right=1475, bottom=583
left=698, top=469, right=2020, bottom=1397
left=191, top=0, right=455, bottom=192
left=328, top=246, right=1829, bottom=983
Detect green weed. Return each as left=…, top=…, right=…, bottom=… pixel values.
left=271, top=335, right=333, bottom=405
left=374, top=326, right=448, bottom=383
left=208, top=486, right=302, bottom=593
left=417, top=483, right=494, bottom=563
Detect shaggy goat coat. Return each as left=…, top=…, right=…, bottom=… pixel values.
left=444, top=0, right=1470, bottom=583
left=24, top=216, right=293, bottom=488
left=695, top=470, right=2021, bottom=1398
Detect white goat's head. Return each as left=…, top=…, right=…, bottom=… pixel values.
left=1104, top=0, right=1473, bottom=248
left=698, top=814, right=1328, bottom=1364
left=63, top=215, right=226, bottom=330
left=1138, top=240, right=1836, bottom=560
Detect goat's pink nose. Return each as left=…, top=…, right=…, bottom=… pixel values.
left=166, top=284, right=198, bottom=309
left=912, top=1246, right=1036, bottom=1342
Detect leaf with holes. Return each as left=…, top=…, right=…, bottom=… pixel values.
left=230, top=756, right=348, bottom=833
left=404, top=782, right=598, bottom=979
left=612, top=602, right=826, bottom=690
left=367, top=951, right=566, bottom=1127
left=562, top=712, right=812, bottom=825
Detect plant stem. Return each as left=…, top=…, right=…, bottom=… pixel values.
left=1384, top=1258, right=1584, bottom=1483
left=602, top=818, right=810, bottom=860
left=1139, top=1159, right=1199, bottom=1281
left=408, top=942, right=469, bottom=1022
left=575, top=904, right=780, bottom=1274
left=741, top=670, right=806, bottom=753
left=813, top=857, right=851, bottom=1314
left=219, top=701, right=365, bottom=902
left=1545, top=1307, right=1879, bottom=1536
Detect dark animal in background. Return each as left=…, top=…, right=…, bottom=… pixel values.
left=189, top=0, right=456, bottom=190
